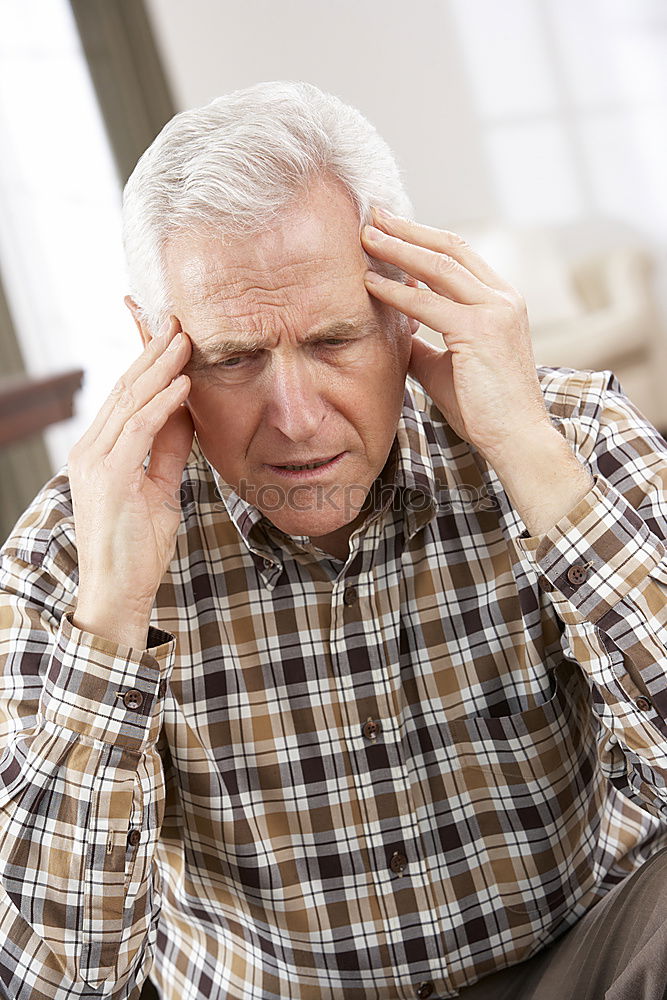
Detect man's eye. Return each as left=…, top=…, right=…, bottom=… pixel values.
left=216, top=352, right=258, bottom=368
left=213, top=341, right=349, bottom=370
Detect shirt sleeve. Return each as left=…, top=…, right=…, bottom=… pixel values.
left=512, top=369, right=667, bottom=825
left=0, top=538, right=175, bottom=999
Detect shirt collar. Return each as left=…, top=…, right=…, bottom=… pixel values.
left=391, top=377, right=441, bottom=538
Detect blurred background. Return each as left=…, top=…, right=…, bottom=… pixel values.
left=1, top=0, right=667, bottom=543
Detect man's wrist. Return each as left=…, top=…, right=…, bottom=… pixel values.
left=72, top=598, right=153, bottom=649
left=489, top=423, right=594, bottom=537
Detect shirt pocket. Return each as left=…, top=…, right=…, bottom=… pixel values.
left=647, top=555, right=667, bottom=611
left=444, top=658, right=603, bottom=918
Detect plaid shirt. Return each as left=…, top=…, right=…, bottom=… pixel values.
left=1, top=367, right=667, bottom=1000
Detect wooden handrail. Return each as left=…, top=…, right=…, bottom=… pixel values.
left=0, top=369, right=84, bottom=448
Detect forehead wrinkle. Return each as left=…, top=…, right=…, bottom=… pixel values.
left=221, top=254, right=340, bottom=277
left=190, top=253, right=343, bottom=305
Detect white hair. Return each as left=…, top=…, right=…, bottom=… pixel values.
left=121, top=80, right=414, bottom=335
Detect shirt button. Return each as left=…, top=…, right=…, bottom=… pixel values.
left=262, top=558, right=273, bottom=569
left=636, top=696, right=652, bottom=712
left=390, top=850, right=408, bottom=876
left=157, top=679, right=167, bottom=699
left=537, top=575, right=553, bottom=593
left=416, top=983, right=434, bottom=1000
left=566, top=563, right=589, bottom=586
left=362, top=717, right=381, bottom=741
left=343, top=586, right=358, bottom=606
left=127, top=829, right=141, bottom=847
left=123, top=689, right=144, bottom=710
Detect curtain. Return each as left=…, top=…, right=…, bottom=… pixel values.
left=0, top=269, right=54, bottom=544
left=69, top=0, right=176, bottom=185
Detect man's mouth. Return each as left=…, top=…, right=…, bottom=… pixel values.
left=277, top=457, right=333, bottom=470
left=265, top=453, right=345, bottom=477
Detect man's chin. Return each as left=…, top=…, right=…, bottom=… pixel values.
left=252, top=477, right=374, bottom=539
left=264, top=511, right=359, bottom=540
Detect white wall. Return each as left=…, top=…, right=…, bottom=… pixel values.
left=144, top=0, right=667, bottom=237
left=143, top=0, right=497, bottom=231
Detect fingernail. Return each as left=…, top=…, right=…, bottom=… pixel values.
left=166, top=332, right=182, bottom=352
left=364, top=270, right=384, bottom=284
left=159, top=316, right=173, bottom=338
left=364, top=225, right=385, bottom=242
left=374, top=206, right=395, bottom=220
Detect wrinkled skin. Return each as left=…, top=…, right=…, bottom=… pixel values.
left=156, top=178, right=416, bottom=558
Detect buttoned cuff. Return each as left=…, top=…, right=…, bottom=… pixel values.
left=38, top=611, right=175, bottom=751
left=513, top=474, right=665, bottom=624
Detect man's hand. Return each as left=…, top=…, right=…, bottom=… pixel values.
left=361, top=209, right=551, bottom=462
left=69, top=317, right=193, bottom=648
left=361, top=209, right=594, bottom=535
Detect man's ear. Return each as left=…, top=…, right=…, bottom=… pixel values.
left=403, top=275, right=421, bottom=335
left=124, top=295, right=152, bottom=349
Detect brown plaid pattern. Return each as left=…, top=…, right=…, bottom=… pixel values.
left=1, top=368, right=666, bottom=999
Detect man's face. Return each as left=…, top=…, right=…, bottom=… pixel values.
left=165, top=178, right=412, bottom=545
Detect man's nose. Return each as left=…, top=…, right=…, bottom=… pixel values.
left=263, top=357, right=327, bottom=442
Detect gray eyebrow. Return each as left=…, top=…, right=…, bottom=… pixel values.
left=188, top=335, right=267, bottom=369
left=184, top=320, right=373, bottom=374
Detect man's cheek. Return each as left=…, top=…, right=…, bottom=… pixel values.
left=186, top=383, right=221, bottom=416
left=183, top=392, right=218, bottom=438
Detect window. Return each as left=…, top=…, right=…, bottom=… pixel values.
left=0, top=0, right=139, bottom=469
left=448, top=0, right=667, bottom=233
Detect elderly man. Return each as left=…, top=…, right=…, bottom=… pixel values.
left=1, top=81, right=667, bottom=1000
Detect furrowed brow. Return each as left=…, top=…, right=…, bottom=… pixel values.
left=184, top=335, right=268, bottom=373
left=311, top=320, right=370, bottom=339
left=183, top=319, right=374, bottom=374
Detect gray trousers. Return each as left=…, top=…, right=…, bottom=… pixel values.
left=458, top=844, right=667, bottom=1000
